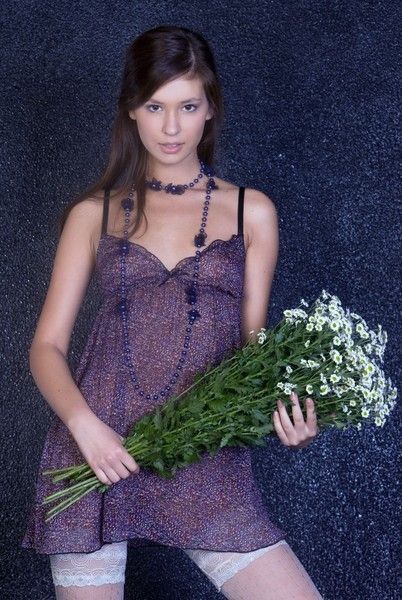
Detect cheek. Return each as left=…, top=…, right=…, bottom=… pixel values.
left=135, top=116, right=152, bottom=135
left=185, top=114, right=210, bottom=140
left=135, top=117, right=159, bottom=147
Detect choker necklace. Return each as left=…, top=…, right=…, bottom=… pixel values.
left=145, top=164, right=206, bottom=194
left=118, top=158, right=218, bottom=402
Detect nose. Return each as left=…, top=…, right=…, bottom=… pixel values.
left=162, top=109, right=181, bottom=136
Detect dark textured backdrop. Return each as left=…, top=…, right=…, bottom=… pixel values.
left=1, top=1, right=401, bottom=599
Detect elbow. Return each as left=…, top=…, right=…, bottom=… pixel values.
left=28, top=339, right=66, bottom=373
left=28, top=340, right=40, bottom=375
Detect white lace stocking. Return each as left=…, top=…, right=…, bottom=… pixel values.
left=49, top=540, right=127, bottom=599
left=184, top=539, right=289, bottom=591
left=216, top=540, right=324, bottom=599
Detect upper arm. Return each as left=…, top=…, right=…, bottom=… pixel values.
left=30, top=198, right=102, bottom=357
left=240, top=188, right=279, bottom=345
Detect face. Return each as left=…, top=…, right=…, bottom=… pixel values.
left=128, top=75, right=213, bottom=165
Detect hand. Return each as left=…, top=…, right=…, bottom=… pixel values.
left=68, top=413, right=141, bottom=486
left=273, top=391, right=319, bottom=449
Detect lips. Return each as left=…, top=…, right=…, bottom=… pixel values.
left=161, top=143, right=182, bottom=147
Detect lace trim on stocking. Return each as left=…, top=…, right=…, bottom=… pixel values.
left=49, top=541, right=128, bottom=588
left=184, top=539, right=289, bottom=590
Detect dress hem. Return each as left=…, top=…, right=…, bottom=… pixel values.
left=21, top=531, right=289, bottom=556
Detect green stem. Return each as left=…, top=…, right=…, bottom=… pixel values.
left=45, top=483, right=98, bottom=522
left=43, top=477, right=98, bottom=503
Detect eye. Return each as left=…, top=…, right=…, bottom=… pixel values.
left=183, top=104, right=198, bottom=112
left=146, top=104, right=161, bottom=112
left=145, top=104, right=198, bottom=113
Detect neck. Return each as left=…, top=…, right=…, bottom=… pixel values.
left=146, top=153, right=202, bottom=184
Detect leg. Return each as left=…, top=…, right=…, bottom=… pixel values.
left=185, top=540, right=323, bottom=599
left=49, top=540, right=127, bottom=600
left=220, top=541, right=323, bottom=600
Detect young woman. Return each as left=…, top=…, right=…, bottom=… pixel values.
left=22, top=25, right=322, bottom=599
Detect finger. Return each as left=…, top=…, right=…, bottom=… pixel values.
left=103, top=469, right=120, bottom=484
left=290, top=391, right=307, bottom=429
left=118, top=437, right=140, bottom=473
left=103, top=447, right=130, bottom=481
left=276, top=398, right=297, bottom=435
left=108, top=449, right=133, bottom=478
left=95, top=467, right=113, bottom=486
left=305, top=397, right=318, bottom=432
left=99, top=461, right=121, bottom=484
left=122, top=453, right=140, bottom=473
left=112, top=460, right=132, bottom=479
left=272, top=409, right=290, bottom=446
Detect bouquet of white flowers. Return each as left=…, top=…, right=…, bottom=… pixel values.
left=42, top=290, right=397, bottom=521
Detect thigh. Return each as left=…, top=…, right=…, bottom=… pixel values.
left=184, top=539, right=289, bottom=593
left=49, top=540, right=128, bottom=599
left=219, top=540, right=323, bottom=600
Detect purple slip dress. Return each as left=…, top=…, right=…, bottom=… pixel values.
left=21, top=186, right=287, bottom=554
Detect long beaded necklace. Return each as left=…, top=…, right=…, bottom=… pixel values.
left=118, top=159, right=218, bottom=402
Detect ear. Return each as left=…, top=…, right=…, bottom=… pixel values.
left=205, top=105, right=214, bottom=121
left=128, top=110, right=136, bottom=121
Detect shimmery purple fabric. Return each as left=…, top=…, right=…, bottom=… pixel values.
left=21, top=232, right=287, bottom=554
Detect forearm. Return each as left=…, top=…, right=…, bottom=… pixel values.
left=28, top=342, right=95, bottom=433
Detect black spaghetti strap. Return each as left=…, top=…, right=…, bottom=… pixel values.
left=237, top=186, right=244, bottom=236
left=101, top=188, right=110, bottom=235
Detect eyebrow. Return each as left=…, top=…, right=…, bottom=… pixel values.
left=147, top=97, right=202, bottom=104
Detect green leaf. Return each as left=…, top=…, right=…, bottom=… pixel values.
left=209, top=398, right=227, bottom=412
left=251, top=408, right=268, bottom=423
left=219, top=433, right=233, bottom=448
left=275, top=331, right=284, bottom=343
left=187, top=399, right=203, bottom=415
left=152, top=410, right=162, bottom=430
left=249, top=378, right=263, bottom=387
left=152, top=459, right=165, bottom=472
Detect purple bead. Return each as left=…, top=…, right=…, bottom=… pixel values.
left=121, top=197, right=134, bottom=211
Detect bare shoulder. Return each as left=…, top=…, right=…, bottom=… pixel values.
left=243, top=187, right=277, bottom=222
left=211, top=178, right=277, bottom=248
left=243, top=187, right=278, bottom=249
left=64, top=194, right=103, bottom=260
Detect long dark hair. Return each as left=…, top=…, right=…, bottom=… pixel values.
left=58, top=25, right=224, bottom=240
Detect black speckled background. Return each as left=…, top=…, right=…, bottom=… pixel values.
left=1, top=1, right=401, bottom=599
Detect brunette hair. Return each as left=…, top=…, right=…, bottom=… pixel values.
left=58, top=25, right=224, bottom=239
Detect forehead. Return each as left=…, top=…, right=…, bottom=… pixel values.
left=149, top=75, right=206, bottom=102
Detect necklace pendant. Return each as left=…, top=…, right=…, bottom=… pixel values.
left=165, top=183, right=186, bottom=195
left=121, top=197, right=134, bottom=211
left=185, top=282, right=197, bottom=304
left=194, top=232, right=206, bottom=248
left=148, top=177, right=162, bottom=191
left=188, top=308, right=201, bottom=322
